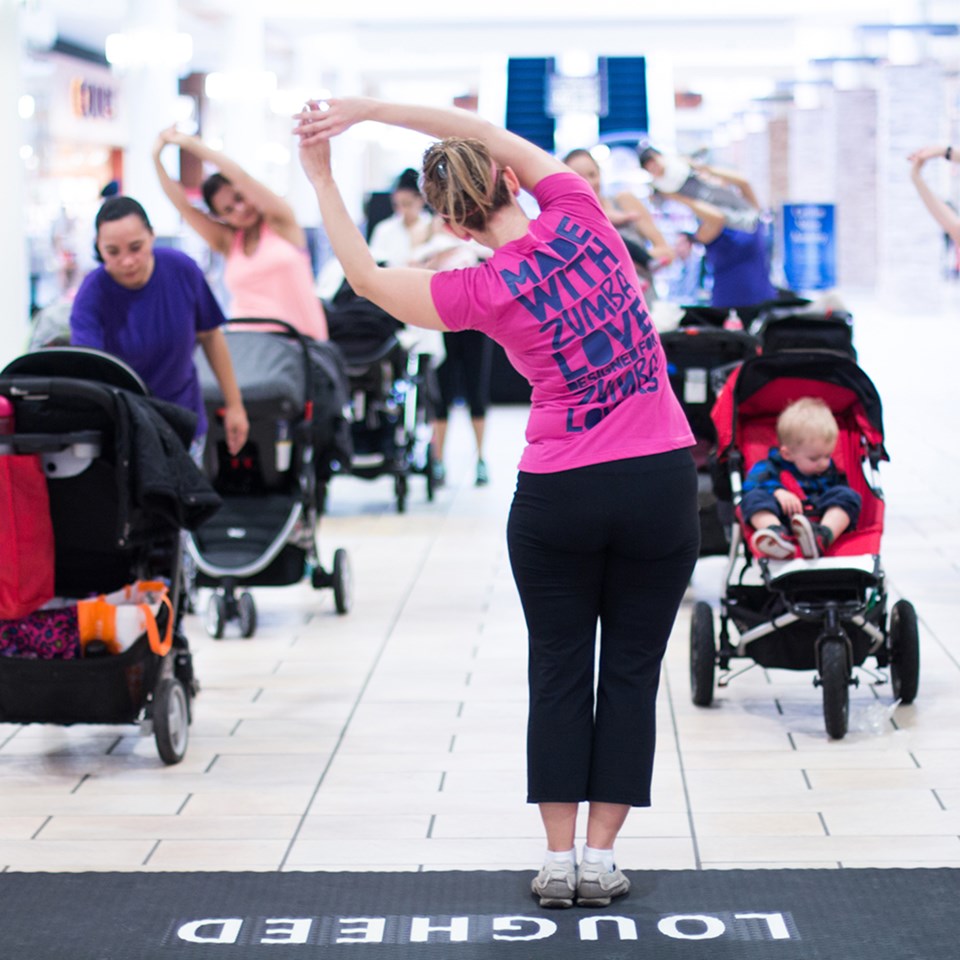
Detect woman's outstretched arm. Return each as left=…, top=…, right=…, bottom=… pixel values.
left=909, top=153, right=960, bottom=244
left=160, top=127, right=305, bottom=248
left=297, top=131, right=447, bottom=331
left=295, top=97, right=567, bottom=192
left=153, top=129, right=233, bottom=254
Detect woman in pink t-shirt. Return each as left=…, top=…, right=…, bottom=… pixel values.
left=295, top=97, right=699, bottom=909
left=153, top=128, right=327, bottom=341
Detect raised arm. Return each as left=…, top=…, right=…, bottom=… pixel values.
left=296, top=133, right=447, bottom=332
left=909, top=153, right=960, bottom=244
left=161, top=128, right=305, bottom=248
left=153, top=130, right=234, bottom=254
left=662, top=192, right=726, bottom=245
left=908, top=143, right=959, bottom=166
left=295, top=97, right=567, bottom=192
left=613, top=191, right=675, bottom=264
left=691, top=161, right=761, bottom=210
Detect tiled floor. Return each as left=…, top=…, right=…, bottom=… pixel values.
left=2, top=287, right=959, bottom=873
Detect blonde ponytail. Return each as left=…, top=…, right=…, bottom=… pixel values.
left=421, top=137, right=511, bottom=232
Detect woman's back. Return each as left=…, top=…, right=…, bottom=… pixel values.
left=224, top=223, right=327, bottom=340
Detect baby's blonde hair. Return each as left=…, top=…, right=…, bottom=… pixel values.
left=777, top=397, right=839, bottom=448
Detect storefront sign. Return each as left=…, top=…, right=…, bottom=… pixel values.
left=70, top=77, right=116, bottom=120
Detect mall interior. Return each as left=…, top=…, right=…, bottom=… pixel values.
left=1, top=0, right=959, bottom=883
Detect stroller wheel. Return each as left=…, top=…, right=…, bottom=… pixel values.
left=238, top=591, right=257, bottom=639
left=820, top=640, right=850, bottom=740
left=889, top=599, right=919, bottom=704
left=153, top=678, right=190, bottom=765
left=206, top=593, right=227, bottom=640
left=332, top=548, right=352, bottom=615
left=690, top=601, right=716, bottom=707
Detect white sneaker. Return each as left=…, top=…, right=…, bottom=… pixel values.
left=531, top=861, right=576, bottom=908
left=576, top=863, right=631, bottom=907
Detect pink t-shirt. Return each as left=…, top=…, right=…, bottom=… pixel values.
left=430, top=172, right=694, bottom=473
left=224, top=223, right=328, bottom=340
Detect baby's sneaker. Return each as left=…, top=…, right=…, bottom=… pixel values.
left=750, top=524, right=795, bottom=560
left=791, top=515, right=834, bottom=558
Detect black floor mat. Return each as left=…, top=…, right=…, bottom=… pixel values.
left=1, top=868, right=957, bottom=959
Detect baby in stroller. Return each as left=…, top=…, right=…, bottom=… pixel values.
left=689, top=349, right=921, bottom=739
left=743, top=397, right=861, bottom=560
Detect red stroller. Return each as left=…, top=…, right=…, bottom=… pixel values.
left=691, top=349, right=919, bottom=739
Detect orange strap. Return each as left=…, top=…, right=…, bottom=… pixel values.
left=77, top=583, right=173, bottom=657
left=142, top=593, right=174, bottom=656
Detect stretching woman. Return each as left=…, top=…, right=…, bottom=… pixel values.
left=153, top=127, right=327, bottom=340
left=294, top=97, right=699, bottom=908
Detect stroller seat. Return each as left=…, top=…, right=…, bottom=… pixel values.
left=191, top=323, right=353, bottom=637
left=728, top=372, right=885, bottom=560
left=325, top=285, right=436, bottom=513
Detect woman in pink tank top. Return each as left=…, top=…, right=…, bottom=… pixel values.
left=153, top=128, right=327, bottom=340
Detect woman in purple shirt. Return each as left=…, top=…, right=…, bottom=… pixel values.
left=70, top=196, right=248, bottom=456
left=295, top=98, right=698, bottom=909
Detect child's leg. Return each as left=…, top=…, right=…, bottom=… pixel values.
left=748, top=509, right=781, bottom=531
left=820, top=506, right=851, bottom=542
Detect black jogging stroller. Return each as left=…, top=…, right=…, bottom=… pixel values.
left=0, top=347, right=213, bottom=764
left=661, top=319, right=760, bottom=555
left=689, top=349, right=919, bottom=739
left=191, top=320, right=353, bottom=638
left=324, top=280, right=436, bottom=513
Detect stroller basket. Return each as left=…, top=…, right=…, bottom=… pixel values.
left=0, top=620, right=169, bottom=726
left=0, top=348, right=205, bottom=763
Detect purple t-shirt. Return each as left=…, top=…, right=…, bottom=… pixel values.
left=430, top=172, right=694, bottom=473
left=70, top=247, right=226, bottom=437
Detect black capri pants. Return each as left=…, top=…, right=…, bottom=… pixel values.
left=435, top=330, right=494, bottom=420
left=507, top=448, right=699, bottom=807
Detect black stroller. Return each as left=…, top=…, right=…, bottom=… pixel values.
left=691, top=349, right=919, bottom=739
left=191, top=321, right=353, bottom=638
left=325, top=281, right=436, bottom=513
left=0, top=348, right=211, bottom=764
left=661, top=322, right=760, bottom=555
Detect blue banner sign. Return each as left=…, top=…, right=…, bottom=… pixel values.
left=782, top=203, right=836, bottom=291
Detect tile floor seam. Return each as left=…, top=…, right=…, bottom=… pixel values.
left=662, top=664, right=703, bottom=870
left=277, top=501, right=455, bottom=871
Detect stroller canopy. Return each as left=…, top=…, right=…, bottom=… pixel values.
left=711, top=350, right=885, bottom=461
left=197, top=330, right=306, bottom=414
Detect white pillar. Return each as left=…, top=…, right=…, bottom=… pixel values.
left=834, top=88, right=879, bottom=292
left=0, top=0, right=29, bottom=366
left=214, top=12, right=269, bottom=182
left=876, top=62, right=946, bottom=307
left=788, top=90, right=837, bottom=205
left=119, top=0, right=183, bottom=238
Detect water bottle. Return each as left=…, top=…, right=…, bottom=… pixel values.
left=722, top=309, right=743, bottom=331
left=275, top=419, right=292, bottom=472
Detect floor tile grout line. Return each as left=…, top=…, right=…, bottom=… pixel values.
left=662, top=663, right=703, bottom=870
left=276, top=505, right=452, bottom=872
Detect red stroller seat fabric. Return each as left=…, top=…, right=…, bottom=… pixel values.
left=0, top=455, right=56, bottom=619
left=712, top=359, right=886, bottom=559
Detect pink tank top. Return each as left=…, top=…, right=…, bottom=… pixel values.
left=224, top=223, right=328, bottom=340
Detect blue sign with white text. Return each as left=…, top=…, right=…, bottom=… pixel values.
left=782, top=203, right=836, bottom=291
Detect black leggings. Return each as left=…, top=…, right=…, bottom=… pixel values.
left=506, top=449, right=699, bottom=807
left=435, top=330, right=494, bottom=421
